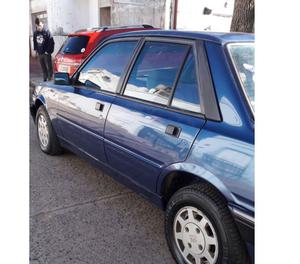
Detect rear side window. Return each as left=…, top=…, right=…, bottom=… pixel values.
left=124, top=42, right=189, bottom=105
left=171, top=50, right=201, bottom=113
left=78, top=41, right=137, bottom=93
left=62, top=36, right=90, bottom=54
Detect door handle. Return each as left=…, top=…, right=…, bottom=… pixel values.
left=95, top=102, right=104, bottom=112
left=165, top=125, right=181, bottom=138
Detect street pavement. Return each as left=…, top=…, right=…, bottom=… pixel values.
left=30, top=117, right=175, bottom=263
left=30, top=56, right=175, bottom=264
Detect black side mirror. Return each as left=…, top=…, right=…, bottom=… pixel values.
left=54, top=72, right=70, bottom=85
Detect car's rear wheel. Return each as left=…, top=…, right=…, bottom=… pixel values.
left=36, top=105, right=62, bottom=155
left=165, top=183, right=250, bottom=264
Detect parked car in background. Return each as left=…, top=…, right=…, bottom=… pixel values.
left=53, top=24, right=156, bottom=76
left=31, top=30, right=254, bottom=264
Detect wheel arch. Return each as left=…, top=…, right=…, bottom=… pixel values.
left=158, top=163, right=235, bottom=209
left=30, top=96, right=46, bottom=122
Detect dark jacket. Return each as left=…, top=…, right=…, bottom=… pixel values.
left=33, top=28, right=55, bottom=55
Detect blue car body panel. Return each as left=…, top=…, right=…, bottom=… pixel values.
left=54, top=85, right=115, bottom=163
left=104, top=96, right=206, bottom=193
left=31, top=30, right=254, bottom=262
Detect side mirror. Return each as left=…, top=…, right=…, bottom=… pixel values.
left=54, top=72, right=71, bottom=85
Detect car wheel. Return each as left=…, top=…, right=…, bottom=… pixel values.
left=165, top=183, right=250, bottom=264
left=36, top=105, right=62, bottom=155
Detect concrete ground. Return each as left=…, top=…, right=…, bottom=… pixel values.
left=30, top=117, right=175, bottom=264
left=30, top=57, right=175, bottom=264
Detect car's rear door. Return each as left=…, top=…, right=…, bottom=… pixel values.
left=56, top=40, right=139, bottom=163
left=104, top=38, right=207, bottom=193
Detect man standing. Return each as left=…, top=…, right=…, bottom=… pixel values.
left=33, top=18, right=55, bottom=81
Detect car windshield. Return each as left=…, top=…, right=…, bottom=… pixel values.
left=227, top=43, right=254, bottom=111
left=62, top=36, right=90, bottom=54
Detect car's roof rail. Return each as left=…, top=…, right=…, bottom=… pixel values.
left=75, top=24, right=153, bottom=33
left=100, top=24, right=153, bottom=31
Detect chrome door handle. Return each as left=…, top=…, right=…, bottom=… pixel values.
left=95, top=102, right=104, bottom=112
left=165, top=125, right=181, bottom=138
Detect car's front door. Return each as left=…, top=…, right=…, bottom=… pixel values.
left=56, top=40, right=138, bottom=163
left=104, top=39, right=206, bottom=193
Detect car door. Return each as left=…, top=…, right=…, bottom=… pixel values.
left=56, top=40, right=138, bottom=163
left=104, top=38, right=206, bottom=193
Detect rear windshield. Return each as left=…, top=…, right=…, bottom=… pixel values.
left=62, top=36, right=90, bottom=54
left=227, top=43, right=254, bottom=110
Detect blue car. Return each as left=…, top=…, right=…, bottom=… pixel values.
left=31, top=30, right=254, bottom=264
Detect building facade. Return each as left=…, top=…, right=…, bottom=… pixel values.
left=29, top=0, right=234, bottom=57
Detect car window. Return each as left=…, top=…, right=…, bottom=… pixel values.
left=78, top=41, right=138, bottom=92
left=227, top=43, right=254, bottom=110
left=171, top=50, right=201, bottom=113
left=63, top=36, right=90, bottom=54
left=123, top=41, right=189, bottom=105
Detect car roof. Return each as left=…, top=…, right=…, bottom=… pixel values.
left=68, top=25, right=155, bottom=37
left=107, top=30, right=254, bottom=44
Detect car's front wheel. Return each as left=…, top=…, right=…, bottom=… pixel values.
left=165, top=183, right=249, bottom=264
left=36, top=105, right=62, bottom=155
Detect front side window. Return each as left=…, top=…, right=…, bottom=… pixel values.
left=124, top=41, right=189, bottom=105
left=78, top=41, right=137, bottom=92
left=227, top=43, right=255, bottom=110
left=171, top=50, right=201, bottom=113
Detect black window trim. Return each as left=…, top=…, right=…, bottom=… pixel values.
left=70, top=36, right=221, bottom=121
left=195, top=39, right=221, bottom=121
left=119, top=37, right=206, bottom=117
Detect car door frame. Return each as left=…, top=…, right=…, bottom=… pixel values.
left=112, top=36, right=221, bottom=122
left=70, top=35, right=220, bottom=122
left=68, top=35, right=222, bottom=202
left=55, top=38, right=142, bottom=164
left=103, top=36, right=221, bottom=196
left=70, top=37, right=143, bottom=96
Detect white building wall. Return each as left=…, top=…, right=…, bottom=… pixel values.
left=89, top=0, right=100, bottom=27
left=46, top=0, right=90, bottom=35
left=30, top=0, right=47, bottom=14
left=176, top=0, right=234, bottom=32
left=110, top=0, right=165, bottom=28
left=30, top=0, right=100, bottom=57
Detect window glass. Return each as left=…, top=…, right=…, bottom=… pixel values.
left=63, top=36, right=90, bottom=54
left=227, top=43, right=254, bottom=110
left=124, top=42, right=189, bottom=105
left=171, top=50, right=201, bottom=113
left=78, top=41, right=137, bottom=92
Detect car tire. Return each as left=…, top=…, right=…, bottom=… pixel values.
left=165, top=183, right=250, bottom=264
left=36, top=105, right=62, bottom=155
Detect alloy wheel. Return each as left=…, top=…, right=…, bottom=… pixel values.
left=173, top=206, right=219, bottom=264
left=37, top=114, right=49, bottom=149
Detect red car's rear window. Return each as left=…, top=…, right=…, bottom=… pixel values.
left=62, top=36, right=90, bottom=55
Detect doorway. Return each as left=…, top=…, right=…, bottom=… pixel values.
left=100, top=7, right=111, bottom=26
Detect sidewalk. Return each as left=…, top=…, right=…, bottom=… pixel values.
left=30, top=56, right=44, bottom=88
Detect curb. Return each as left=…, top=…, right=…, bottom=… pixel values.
left=30, top=79, right=41, bottom=89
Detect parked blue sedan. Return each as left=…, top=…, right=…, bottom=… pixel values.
left=31, top=30, right=254, bottom=264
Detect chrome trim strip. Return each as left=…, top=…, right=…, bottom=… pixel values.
left=104, top=138, right=164, bottom=169
left=57, top=114, right=104, bottom=141
left=57, top=114, right=163, bottom=169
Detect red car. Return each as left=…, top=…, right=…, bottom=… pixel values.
left=54, top=25, right=155, bottom=76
